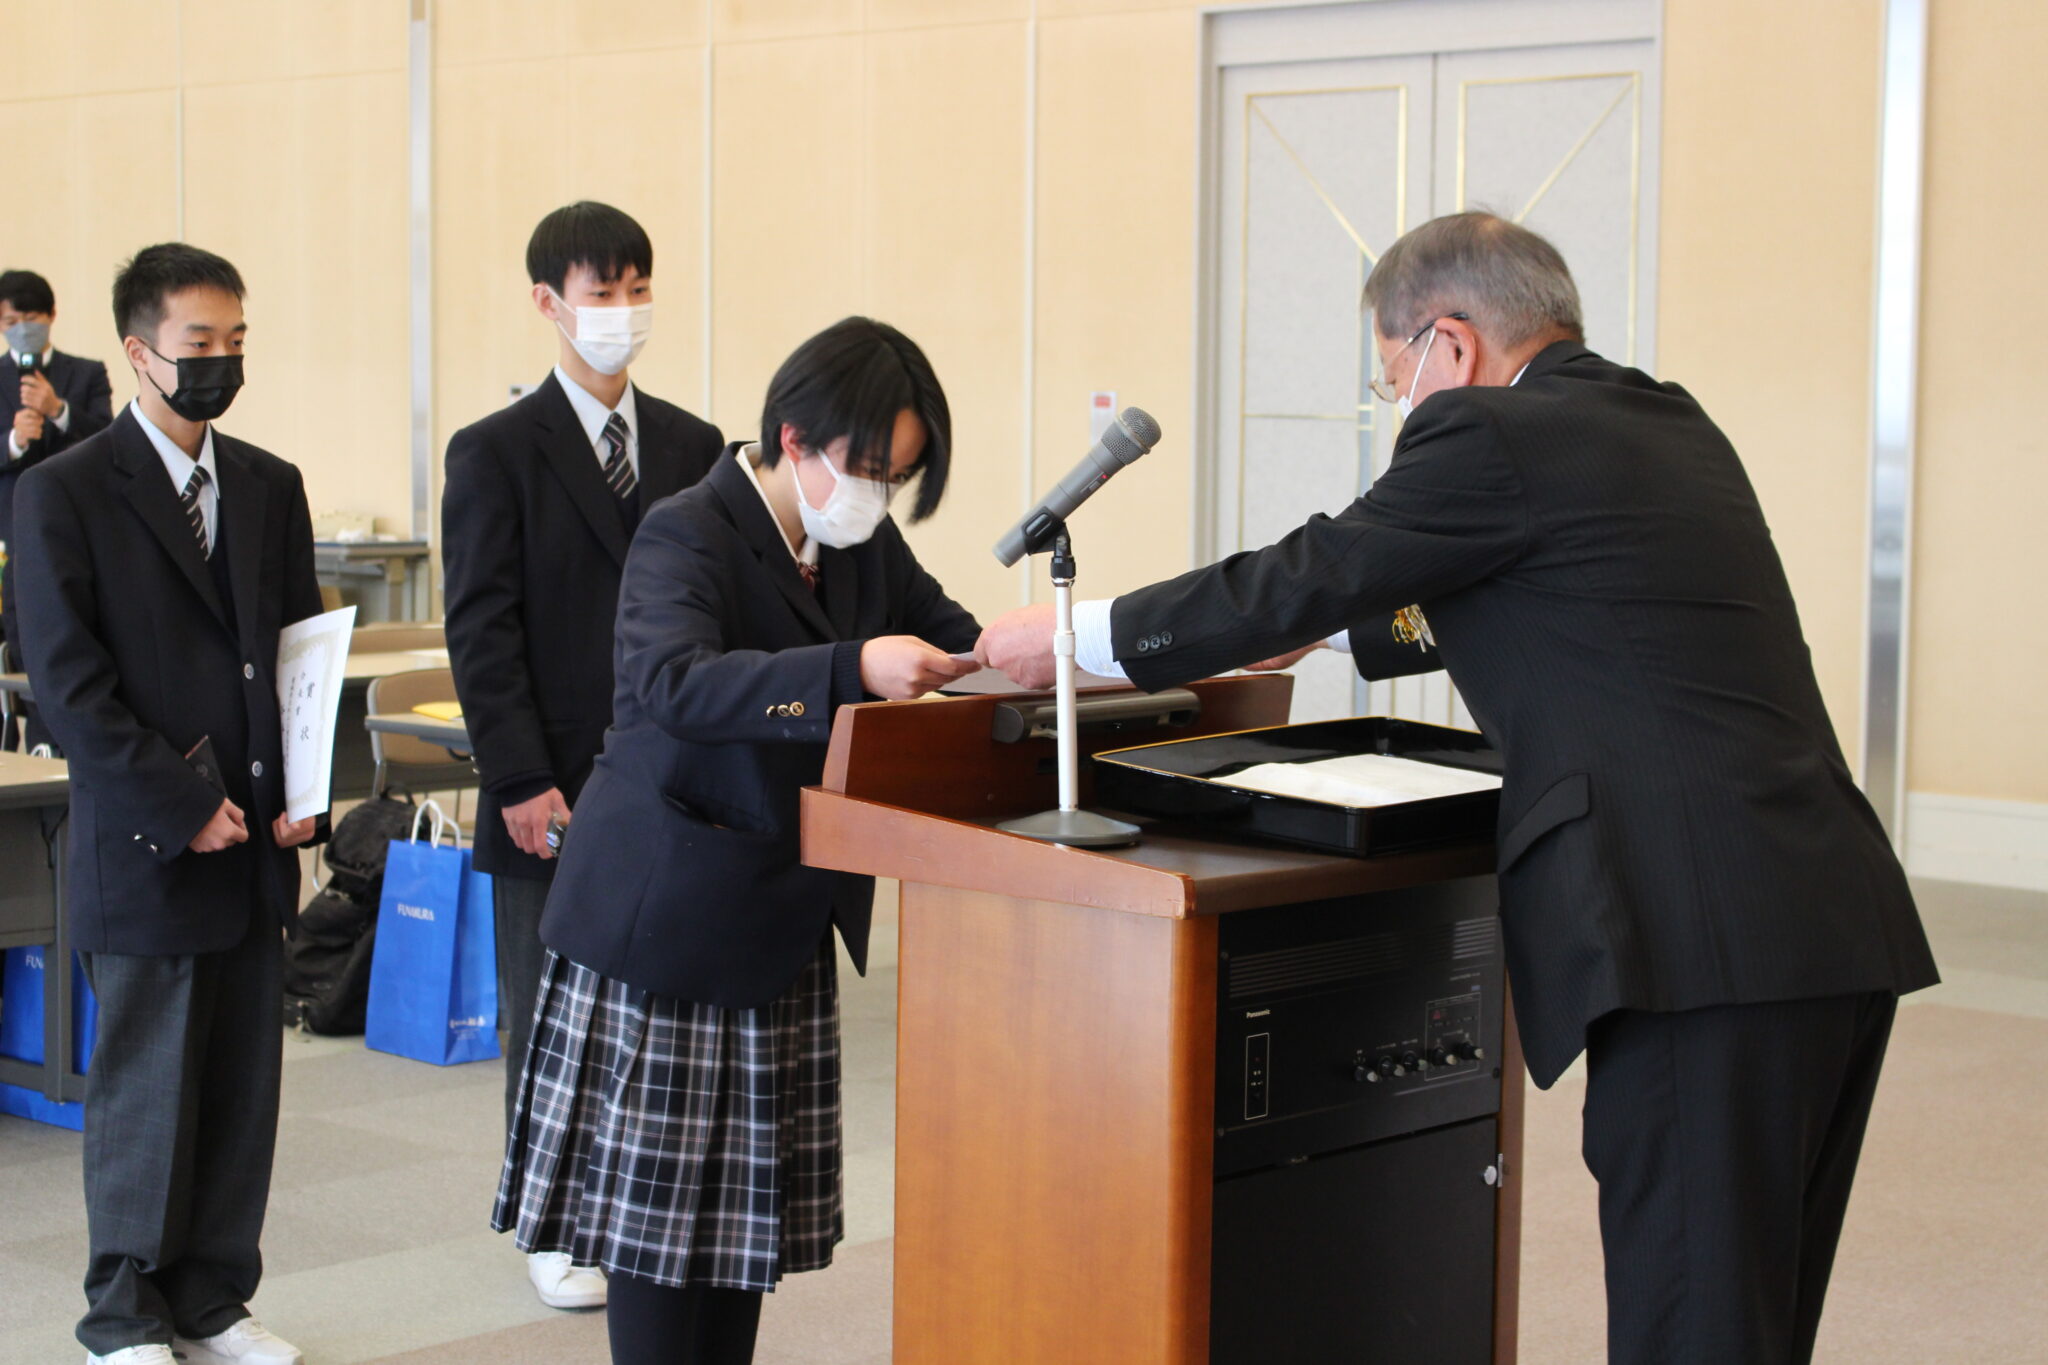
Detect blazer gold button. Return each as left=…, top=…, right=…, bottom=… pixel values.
left=789, top=701, right=806, bottom=717
left=776, top=704, right=791, bottom=718
left=765, top=706, right=776, bottom=717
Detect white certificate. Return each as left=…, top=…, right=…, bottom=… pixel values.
left=1225, top=753, right=1502, bottom=808
left=276, top=605, right=356, bottom=822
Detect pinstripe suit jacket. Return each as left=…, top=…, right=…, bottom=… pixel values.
left=1112, top=342, right=1937, bottom=1085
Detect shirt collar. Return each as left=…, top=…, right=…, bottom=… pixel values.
left=736, top=444, right=817, bottom=566
left=129, top=398, right=218, bottom=497
left=1510, top=362, right=1530, bottom=387
left=553, top=365, right=637, bottom=450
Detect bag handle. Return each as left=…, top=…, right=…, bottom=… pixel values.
left=409, top=797, right=461, bottom=848
left=29, top=744, right=55, bottom=760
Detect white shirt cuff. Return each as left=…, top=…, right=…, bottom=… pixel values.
left=1071, top=597, right=1128, bottom=680
left=5, top=430, right=21, bottom=460
left=52, top=401, right=69, bottom=432
left=1325, top=629, right=1352, bottom=653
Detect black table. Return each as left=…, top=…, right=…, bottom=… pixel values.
left=0, top=751, right=79, bottom=1103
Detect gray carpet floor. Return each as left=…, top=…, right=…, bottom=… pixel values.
left=4, top=876, right=2044, bottom=1363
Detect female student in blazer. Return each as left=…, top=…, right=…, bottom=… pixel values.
left=492, top=317, right=980, bottom=1365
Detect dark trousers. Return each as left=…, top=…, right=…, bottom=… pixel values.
left=1581, top=991, right=1897, bottom=1365
left=494, top=871, right=551, bottom=1137
left=78, top=921, right=285, bottom=1354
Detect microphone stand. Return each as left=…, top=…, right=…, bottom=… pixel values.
left=997, top=523, right=1141, bottom=848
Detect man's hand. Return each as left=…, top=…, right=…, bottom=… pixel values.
left=272, top=812, right=318, bottom=849
left=11, top=407, right=44, bottom=449
left=503, top=787, right=569, bottom=860
left=1245, top=642, right=1326, bottom=672
left=859, top=636, right=979, bottom=700
left=18, top=371, right=63, bottom=419
left=974, top=603, right=1057, bottom=690
left=189, top=798, right=250, bottom=853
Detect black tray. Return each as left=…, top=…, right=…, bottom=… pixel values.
left=1091, top=716, right=1501, bottom=858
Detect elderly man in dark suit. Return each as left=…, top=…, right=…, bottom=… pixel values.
left=15, top=244, right=322, bottom=1365
left=440, top=200, right=724, bottom=1311
left=0, top=267, right=114, bottom=750
left=977, top=211, right=1937, bottom=1365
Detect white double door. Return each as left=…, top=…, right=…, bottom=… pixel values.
left=1209, top=37, right=1658, bottom=726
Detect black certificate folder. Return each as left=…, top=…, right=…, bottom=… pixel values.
left=1091, top=716, right=1502, bottom=858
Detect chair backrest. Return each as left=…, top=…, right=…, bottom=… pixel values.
left=365, top=666, right=470, bottom=789
left=351, top=621, right=447, bottom=655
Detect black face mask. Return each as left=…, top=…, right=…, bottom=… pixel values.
left=141, top=343, right=244, bottom=422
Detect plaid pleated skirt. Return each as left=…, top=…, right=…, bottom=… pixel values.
left=490, top=939, right=844, bottom=1292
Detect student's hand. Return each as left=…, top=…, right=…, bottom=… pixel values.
left=18, top=371, right=61, bottom=419
left=503, top=787, right=569, bottom=860
left=859, top=636, right=979, bottom=700
left=974, top=604, right=1057, bottom=690
left=189, top=798, right=250, bottom=853
left=11, top=407, right=44, bottom=448
left=1245, top=642, right=1325, bottom=672
left=272, top=812, right=318, bottom=849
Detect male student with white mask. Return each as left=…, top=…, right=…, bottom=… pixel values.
left=440, top=201, right=724, bottom=1310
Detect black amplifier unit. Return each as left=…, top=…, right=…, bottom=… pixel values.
left=1210, top=876, right=1509, bottom=1364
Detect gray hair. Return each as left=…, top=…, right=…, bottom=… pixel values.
left=1362, top=211, right=1584, bottom=347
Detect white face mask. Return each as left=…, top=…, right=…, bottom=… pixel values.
left=548, top=288, right=652, bottom=376
left=795, top=447, right=894, bottom=548
left=1396, top=325, right=1438, bottom=421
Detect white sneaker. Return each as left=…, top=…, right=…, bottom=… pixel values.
left=527, top=1250, right=608, bottom=1309
left=85, top=1348, right=180, bottom=1365
left=179, top=1317, right=303, bottom=1364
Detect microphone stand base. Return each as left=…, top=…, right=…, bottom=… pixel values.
left=997, top=807, right=1142, bottom=848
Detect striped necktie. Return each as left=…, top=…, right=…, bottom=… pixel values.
left=181, top=465, right=212, bottom=559
left=601, top=412, right=637, bottom=507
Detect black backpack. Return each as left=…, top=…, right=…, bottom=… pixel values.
left=282, top=794, right=420, bottom=1035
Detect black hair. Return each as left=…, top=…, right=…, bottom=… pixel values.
left=758, top=317, right=952, bottom=523
left=112, top=244, right=245, bottom=344
left=0, top=270, right=55, bottom=316
left=525, top=201, right=654, bottom=293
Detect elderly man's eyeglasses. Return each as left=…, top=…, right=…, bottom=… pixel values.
left=1369, top=312, right=1469, bottom=404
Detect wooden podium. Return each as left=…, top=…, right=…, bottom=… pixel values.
left=802, top=675, right=1522, bottom=1365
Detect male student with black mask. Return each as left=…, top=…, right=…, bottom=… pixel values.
left=14, top=244, right=325, bottom=1365
left=441, top=200, right=724, bottom=1312
left=0, top=267, right=114, bottom=750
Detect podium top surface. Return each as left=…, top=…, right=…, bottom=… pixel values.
left=801, top=675, right=1494, bottom=918
left=0, top=751, right=70, bottom=809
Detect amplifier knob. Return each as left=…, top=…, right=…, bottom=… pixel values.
left=1454, top=1041, right=1485, bottom=1062
left=1354, top=1058, right=1377, bottom=1084
left=1376, top=1055, right=1402, bottom=1079
left=1429, top=1045, right=1453, bottom=1068
left=1401, top=1050, right=1426, bottom=1073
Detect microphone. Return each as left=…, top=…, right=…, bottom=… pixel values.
left=12, top=350, right=41, bottom=377
left=993, top=406, right=1161, bottom=566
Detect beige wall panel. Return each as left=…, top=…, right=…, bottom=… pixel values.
left=179, top=0, right=404, bottom=86
left=435, top=0, right=571, bottom=66
left=3, top=3, right=179, bottom=101
left=1657, top=0, right=1881, bottom=763
left=1032, top=11, right=1198, bottom=602
left=710, top=0, right=864, bottom=45
left=1907, top=0, right=2048, bottom=802
left=0, top=91, right=179, bottom=416
left=570, top=0, right=709, bottom=52
left=431, top=60, right=574, bottom=473
left=183, top=73, right=411, bottom=531
left=563, top=46, right=710, bottom=415
left=709, top=36, right=866, bottom=435
left=864, top=23, right=1028, bottom=623
left=868, top=0, right=1029, bottom=30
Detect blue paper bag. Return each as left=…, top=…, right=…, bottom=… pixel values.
left=0, top=946, right=99, bottom=1129
left=364, top=801, right=499, bottom=1066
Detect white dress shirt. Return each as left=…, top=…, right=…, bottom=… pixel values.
left=553, top=365, right=639, bottom=479
left=736, top=443, right=819, bottom=570
left=1072, top=362, right=1536, bottom=677
left=6, top=347, right=72, bottom=459
left=130, top=399, right=220, bottom=555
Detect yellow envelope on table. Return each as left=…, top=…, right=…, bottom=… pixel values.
left=411, top=700, right=463, bottom=721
